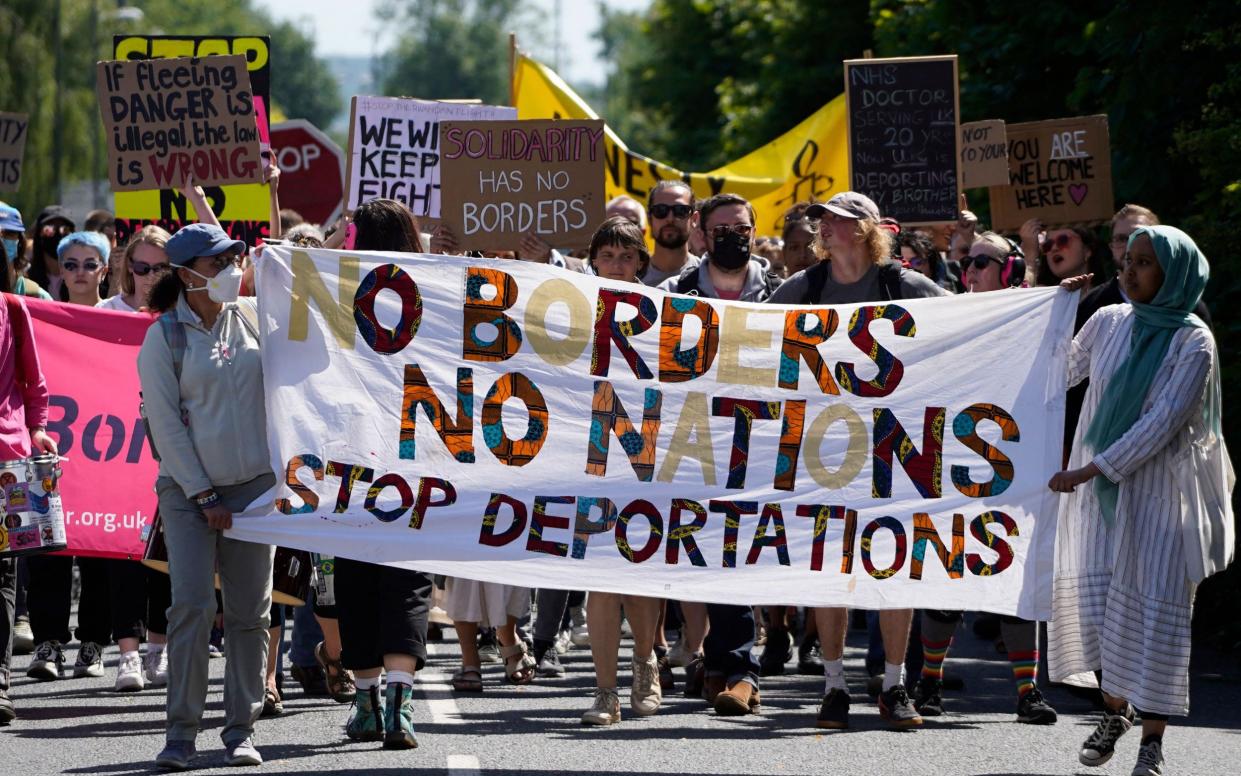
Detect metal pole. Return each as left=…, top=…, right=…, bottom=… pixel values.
left=90, top=0, right=101, bottom=208
left=53, top=0, right=64, bottom=203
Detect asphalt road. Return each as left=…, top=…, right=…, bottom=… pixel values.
left=3, top=617, right=1238, bottom=776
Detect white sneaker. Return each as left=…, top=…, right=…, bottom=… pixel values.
left=668, top=638, right=692, bottom=668
left=13, top=617, right=34, bottom=655
left=581, top=687, right=620, bottom=726
left=630, top=654, right=662, bottom=717
left=115, top=652, right=145, bottom=692
left=554, top=627, right=573, bottom=655
left=74, top=641, right=106, bottom=678
left=1132, top=739, right=1164, bottom=776
left=569, top=603, right=589, bottom=647
left=143, top=648, right=169, bottom=687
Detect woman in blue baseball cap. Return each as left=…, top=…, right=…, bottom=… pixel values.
left=138, top=222, right=273, bottom=770
left=0, top=203, right=51, bottom=300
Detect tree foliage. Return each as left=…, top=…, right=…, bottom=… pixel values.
left=0, top=0, right=340, bottom=221
left=375, top=0, right=521, bottom=104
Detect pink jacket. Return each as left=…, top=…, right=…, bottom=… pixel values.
left=0, top=294, right=50, bottom=462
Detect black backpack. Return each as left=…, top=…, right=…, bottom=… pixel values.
left=798, top=261, right=904, bottom=304
left=675, top=263, right=783, bottom=302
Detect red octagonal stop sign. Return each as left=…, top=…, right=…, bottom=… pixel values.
left=270, top=119, right=344, bottom=227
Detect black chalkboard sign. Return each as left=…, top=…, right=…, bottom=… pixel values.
left=844, top=55, right=960, bottom=224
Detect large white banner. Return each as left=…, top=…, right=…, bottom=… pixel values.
left=232, top=246, right=1076, bottom=618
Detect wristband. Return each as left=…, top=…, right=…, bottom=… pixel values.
left=195, top=491, right=221, bottom=508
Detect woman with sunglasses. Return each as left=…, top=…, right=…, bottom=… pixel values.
left=93, top=226, right=176, bottom=692
left=1048, top=226, right=1230, bottom=776
left=26, top=206, right=75, bottom=300
left=139, top=223, right=273, bottom=770
left=1036, top=227, right=1109, bottom=289
left=55, top=232, right=110, bottom=306
left=98, top=226, right=171, bottom=313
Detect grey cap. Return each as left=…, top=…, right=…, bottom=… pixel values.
left=805, top=191, right=881, bottom=222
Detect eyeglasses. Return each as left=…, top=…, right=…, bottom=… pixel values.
left=709, top=224, right=753, bottom=239
left=650, top=203, right=693, bottom=220
left=967, top=254, right=1002, bottom=270
left=62, top=260, right=102, bottom=273
left=1041, top=233, right=1076, bottom=252
left=131, top=260, right=170, bottom=276
left=907, top=256, right=929, bottom=268
left=1109, top=232, right=1132, bottom=246
left=41, top=224, right=71, bottom=237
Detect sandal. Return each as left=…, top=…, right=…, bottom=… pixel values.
left=501, top=642, right=535, bottom=685
left=451, top=666, right=484, bottom=693
left=314, top=641, right=356, bottom=704
left=261, top=685, right=284, bottom=717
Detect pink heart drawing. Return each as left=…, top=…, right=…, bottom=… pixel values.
left=1068, top=183, right=1089, bottom=206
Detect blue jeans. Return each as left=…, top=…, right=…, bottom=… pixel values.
left=289, top=601, right=322, bottom=668
left=704, top=603, right=759, bottom=687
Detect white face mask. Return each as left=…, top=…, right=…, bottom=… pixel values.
left=185, top=265, right=243, bottom=304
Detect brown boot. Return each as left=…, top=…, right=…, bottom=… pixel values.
left=702, top=674, right=726, bottom=704
left=714, top=680, right=760, bottom=715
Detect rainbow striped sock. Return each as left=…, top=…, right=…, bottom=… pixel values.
left=1009, top=650, right=1038, bottom=699
left=920, top=635, right=952, bottom=682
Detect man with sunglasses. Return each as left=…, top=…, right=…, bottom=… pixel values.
left=658, top=192, right=781, bottom=303
left=641, top=180, right=700, bottom=287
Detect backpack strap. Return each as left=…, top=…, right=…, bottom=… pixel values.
left=232, top=299, right=260, bottom=340
left=674, top=266, right=702, bottom=296
left=759, top=271, right=783, bottom=302
left=157, top=312, right=187, bottom=381
left=799, top=261, right=830, bottom=305
left=878, top=263, right=904, bottom=301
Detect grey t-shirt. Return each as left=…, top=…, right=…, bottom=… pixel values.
left=768, top=261, right=949, bottom=305
left=641, top=254, right=700, bottom=288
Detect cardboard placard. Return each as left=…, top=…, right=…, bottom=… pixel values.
left=0, top=112, right=28, bottom=192
left=111, top=35, right=272, bottom=244
left=438, top=119, right=606, bottom=251
left=97, top=54, right=262, bottom=192
left=345, top=96, right=516, bottom=217
left=959, top=119, right=1009, bottom=189
left=988, top=115, right=1113, bottom=231
left=844, top=55, right=960, bottom=224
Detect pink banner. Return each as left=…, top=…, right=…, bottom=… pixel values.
left=25, top=299, right=158, bottom=559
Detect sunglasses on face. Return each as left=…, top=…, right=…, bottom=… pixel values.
left=131, top=260, right=170, bottom=276
left=650, top=203, right=693, bottom=220
left=709, top=223, right=753, bottom=239
left=62, top=260, right=102, bottom=273
left=1042, top=233, right=1076, bottom=252
left=41, top=225, right=72, bottom=238
left=907, top=256, right=929, bottom=268
left=967, top=254, right=1002, bottom=270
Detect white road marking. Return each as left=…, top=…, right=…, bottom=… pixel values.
left=420, top=642, right=464, bottom=725
left=446, top=754, right=482, bottom=775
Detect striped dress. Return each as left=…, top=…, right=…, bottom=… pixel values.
left=1048, top=304, right=1215, bottom=716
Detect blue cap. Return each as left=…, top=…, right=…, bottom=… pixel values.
left=166, top=223, right=246, bottom=266
left=57, top=231, right=111, bottom=265
left=0, top=202, right=24, bottom=233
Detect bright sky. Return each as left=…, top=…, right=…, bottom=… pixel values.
left=255, top=0, right=651, bottom=87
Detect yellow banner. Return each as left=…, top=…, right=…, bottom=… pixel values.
left=513, top=53, right=848, bottom=237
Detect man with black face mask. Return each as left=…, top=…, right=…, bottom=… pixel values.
left=658, top=193, right=781, bottom=302
left=656, top=193, right=777, bottom=718
left=641, top=180, right=700, bottom=287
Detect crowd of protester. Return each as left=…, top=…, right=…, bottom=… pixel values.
left=0, top=162, right=1227, bottom=776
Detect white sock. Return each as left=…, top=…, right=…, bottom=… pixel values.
left=121, top=649, right=139, bottom=661
left=823, top=659, right=847, bottom=692
left=884, top=661, right=906, bottom=691
left=147, top=644, right=164, bottom=655
left=355, top=676, right=379, bottom=690
left=387, top=670, right=415, bottom=687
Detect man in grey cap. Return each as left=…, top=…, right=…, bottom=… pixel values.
left=768, top=190, right=945, bottom=732
left=769, top=191, right=946, bottom=305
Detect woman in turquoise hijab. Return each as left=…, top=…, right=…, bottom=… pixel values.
left=1046, top=225, right=1231, bottom=776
